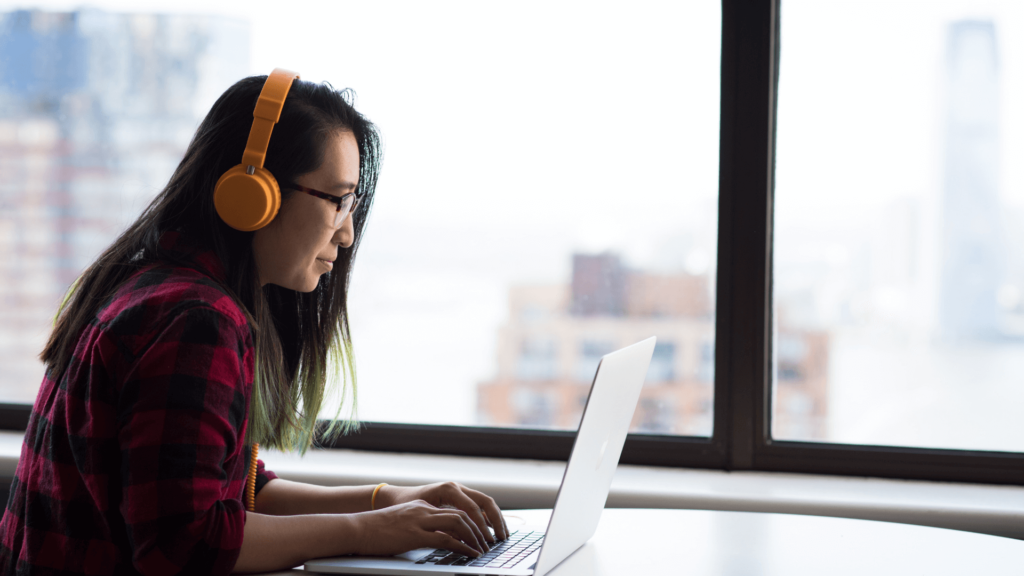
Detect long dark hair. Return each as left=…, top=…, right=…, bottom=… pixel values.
left=41, top=75, right=381, bottom=452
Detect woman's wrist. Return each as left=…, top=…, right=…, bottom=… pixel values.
left=371, top=483, right=398, bottom=510
left=303, top=513, right=362, bottom=559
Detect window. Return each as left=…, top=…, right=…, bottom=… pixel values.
left=0, top=2, right=722, bottom=436
left=1, top=1, right=1020, bottom=485
left=647, top=342, right=676, bottom=383
left=697, top=340, right=715, bottom=383
left=775, top=0, right=1024, bottom=453
left=515, top=338, right=558, bottom=382
left=636, top=397, right=676, bottom=433
left=0, top=10, right=249, bottom=403
left=575, top=340, right=615, bottom=384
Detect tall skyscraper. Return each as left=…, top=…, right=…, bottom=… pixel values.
left=939, top=20, right=1002, bottom=340
left=0, top=9, right=248, bottom=401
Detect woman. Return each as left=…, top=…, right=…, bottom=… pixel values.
left=0, top=71, right=507, bottom=575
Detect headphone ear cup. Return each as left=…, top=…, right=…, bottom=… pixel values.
left=214, top=165, right=281, bottom=231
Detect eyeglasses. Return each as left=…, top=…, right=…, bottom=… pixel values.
left=291, top=184, right=362, bottom=229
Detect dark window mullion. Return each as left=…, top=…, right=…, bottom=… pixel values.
left=715, top=0, right=779, bottom=471
left=0, top=404, right=30, bottom=430
left=322, top=422, right=726, bottom=469
left=756, top=441, right=1024, bottom=486
left=321, top=422, right=577, bottom=461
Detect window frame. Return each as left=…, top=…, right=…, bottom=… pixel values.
left=1, top=0, right=1022, bottom=486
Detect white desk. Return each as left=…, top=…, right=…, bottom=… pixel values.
left=263, top=508, right=1024, bottom=575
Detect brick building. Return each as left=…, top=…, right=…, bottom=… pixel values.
left=477, top=253, right=829, bottom=439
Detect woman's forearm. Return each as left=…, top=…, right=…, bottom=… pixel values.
left=255, top=478, right=380, bottom=515
left=234, top=511, right=363, bottom=573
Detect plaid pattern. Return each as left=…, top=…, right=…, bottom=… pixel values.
left=1, top=232, right=277, bottom=576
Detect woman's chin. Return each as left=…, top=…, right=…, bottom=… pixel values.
left=301, top=276, right=321, bottom=292
left=270, top=274, right=321, bottom=293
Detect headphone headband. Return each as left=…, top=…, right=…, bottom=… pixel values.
left=241, top=68, right=300, bottom=170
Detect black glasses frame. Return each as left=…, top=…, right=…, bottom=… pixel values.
left=292, top=184, right=361, bottom=215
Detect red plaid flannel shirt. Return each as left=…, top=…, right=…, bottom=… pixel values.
left=1, top=231, right=278, bottom=575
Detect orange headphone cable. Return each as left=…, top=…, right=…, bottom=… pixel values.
left=246, top=443, right=259, bottom=512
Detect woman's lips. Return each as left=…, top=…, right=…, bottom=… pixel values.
left=317, top=258, right=333, bottom=270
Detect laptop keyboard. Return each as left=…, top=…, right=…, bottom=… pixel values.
left=415, top=529, right=544, bottom=570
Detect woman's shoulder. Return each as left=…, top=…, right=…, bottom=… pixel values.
left=97, top=259, right=251, bottom=344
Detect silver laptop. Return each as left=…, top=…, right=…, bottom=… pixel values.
left=305, top=336, right=657, bottom=576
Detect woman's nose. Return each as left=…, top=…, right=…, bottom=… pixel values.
left=335, top=215, right=355, bottom=248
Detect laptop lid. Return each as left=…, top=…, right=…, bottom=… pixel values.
left=531, top=336, right=656, bottom=576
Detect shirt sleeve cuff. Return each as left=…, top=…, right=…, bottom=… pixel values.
left=254, top=458, right=278, bottom=494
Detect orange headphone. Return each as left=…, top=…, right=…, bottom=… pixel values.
left=214, top=68, right=300, bottom=231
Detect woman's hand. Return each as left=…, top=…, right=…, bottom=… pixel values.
left=376, top=482, right=510, bottom=543
left=353, top=500, right=489, bottom=558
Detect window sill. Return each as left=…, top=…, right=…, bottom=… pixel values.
left=1, top=431, right=1020, bottom=540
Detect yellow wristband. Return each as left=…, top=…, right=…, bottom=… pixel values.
left=371, top=483, right=388, bottom=510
